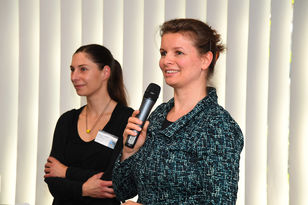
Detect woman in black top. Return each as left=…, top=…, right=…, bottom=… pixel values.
left=44, top=44, right=133, bottom=205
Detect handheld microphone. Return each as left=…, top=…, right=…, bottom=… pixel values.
left=125, top=83, right=161, bottom=148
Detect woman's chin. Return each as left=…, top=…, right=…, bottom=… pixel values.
left=75, top=90, right=87, bottom=97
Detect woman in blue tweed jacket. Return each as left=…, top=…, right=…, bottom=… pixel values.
left=113, top=18, right=244, bottom=205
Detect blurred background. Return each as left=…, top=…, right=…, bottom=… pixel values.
left=0, top=0, right=307, bottom=204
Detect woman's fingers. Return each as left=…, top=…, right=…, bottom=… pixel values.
left=121, top=110, right=151, bottom=161
left=101, top=185, right=115, bottom=194
left=101, top=180, right=112, bottom=187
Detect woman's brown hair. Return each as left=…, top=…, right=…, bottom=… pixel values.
left=75, top=44, right=128, bottom=106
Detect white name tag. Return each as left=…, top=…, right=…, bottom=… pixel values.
left=95, top=130, right=118, bottom=149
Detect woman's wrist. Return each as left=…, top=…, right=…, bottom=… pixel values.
left=82, top=182, right=89, bottom=196
left=121, top=149, right=136, bottom=162
left=63, top=166, right=68, bottom=178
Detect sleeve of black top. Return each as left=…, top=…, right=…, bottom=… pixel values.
left=48, top=112, right=69, bottom=162
left=66, top=166, right=99, bottom=182
left=44, top=177, right=83, bottom=200
left=45, top=111, right=84, bottom=199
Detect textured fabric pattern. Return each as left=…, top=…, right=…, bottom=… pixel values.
left=113, top=87, right=244, bottom=205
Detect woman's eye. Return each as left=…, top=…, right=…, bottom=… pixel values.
left=176, top=51, right=184, bottom=55
left=70, top=67, right=75, bottom=72
left=81, top=67, right=87, bottom=71
left=160, top=51, right=166, bottom=56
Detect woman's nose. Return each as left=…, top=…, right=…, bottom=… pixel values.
left=164, top=53, right=174, bottom=65
left=71, top=70, right=79, bottom=82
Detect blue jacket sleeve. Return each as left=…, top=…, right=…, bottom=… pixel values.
left=112, top=154, right=138, bottom=201
left=196, top=116, right=244, bottom=205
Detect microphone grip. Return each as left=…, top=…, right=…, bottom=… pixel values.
left=125, top=98, right=155, bottom=148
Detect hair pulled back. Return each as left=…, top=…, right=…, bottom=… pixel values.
left=160, top=18, right=225, bottom=79
left=74, top=44, right=128, bottom=106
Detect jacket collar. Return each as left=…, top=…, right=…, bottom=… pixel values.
left=154, top=87, right=218, bottom=138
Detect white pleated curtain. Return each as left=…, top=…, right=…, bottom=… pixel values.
left=0, top=0, right=307, bottom=205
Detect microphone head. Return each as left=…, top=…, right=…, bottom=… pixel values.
left=144, top=83, right=161, bottom=101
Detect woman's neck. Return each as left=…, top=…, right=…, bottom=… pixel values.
left=86, top=93, right=112, bottom=116
left=167, top=86, right=207, bottom=122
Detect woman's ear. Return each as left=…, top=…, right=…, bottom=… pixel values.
left=201, top=51, right=213, bottom=70
left=102, top=65, right=111, bottom=79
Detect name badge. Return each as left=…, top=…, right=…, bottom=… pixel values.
left=95, top=131, right=118, bottom=149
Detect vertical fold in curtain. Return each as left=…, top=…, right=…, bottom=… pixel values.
left=289, top=0, right=308, bottom=204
